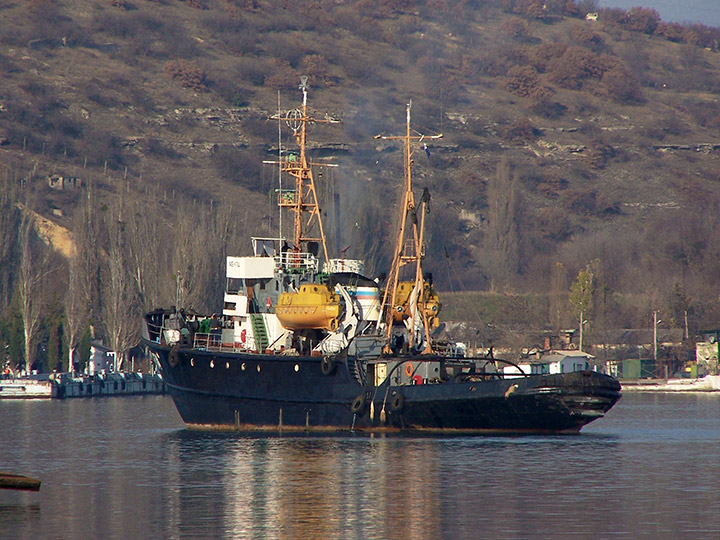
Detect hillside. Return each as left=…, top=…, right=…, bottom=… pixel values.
left=3, top=0, right=720, bottom=343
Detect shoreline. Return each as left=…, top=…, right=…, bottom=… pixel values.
left=620, top=375, right=720, bottom=392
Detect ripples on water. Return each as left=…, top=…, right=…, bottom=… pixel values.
left=2, top=393, right=720, bottom=539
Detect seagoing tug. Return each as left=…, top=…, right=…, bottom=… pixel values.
left=142, top=79, right=621, bottom=433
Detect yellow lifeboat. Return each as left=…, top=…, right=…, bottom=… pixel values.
left=392, top=281, right=441, bottom=328
left=275, top=283, right=341, bottom=331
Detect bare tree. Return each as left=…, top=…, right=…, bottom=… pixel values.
left=172, top=200, right=237, bottom=313
left=549, top=261, right=568, bottom=331
left=125, top=197, right=174, bottom=312
left=100, top=201, right=140, bottom=371
left=484, top=157, right=520, bottom=291
left=0, top=170, right=21, bottom=313
left=64, top=200, right=93, bottom=373
left=17, top=210, right=50, bottom=373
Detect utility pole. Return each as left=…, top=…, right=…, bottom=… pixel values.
left=579, top=310, right=584, bottom=352
left=653, top=310, right=661, bottom=362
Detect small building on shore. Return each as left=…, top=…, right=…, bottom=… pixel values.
left=88, top=341, right=115, bottom=376
left=504, top=350, right=593, bottom=377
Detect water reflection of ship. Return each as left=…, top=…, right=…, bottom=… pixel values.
left=163, top=432, right=442, bottom=540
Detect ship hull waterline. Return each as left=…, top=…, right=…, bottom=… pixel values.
left=145, top=341, right=621, bottom=435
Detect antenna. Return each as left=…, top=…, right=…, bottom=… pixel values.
left=277, top=90, right=282, bottom=240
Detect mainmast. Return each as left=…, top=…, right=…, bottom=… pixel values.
left=266, top=77, right=339, bottom=264
left=377, top=101, right=442, bottom=354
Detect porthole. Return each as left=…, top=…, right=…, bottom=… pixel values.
left=294, top=364, right=300, bottom=372
left=190, top=358, right=195, bottom=367
left=210, top=360, right=215, bottom=368
left=226, top=361, right=230, bottom=369
left=241, top=362, right=246, bottom=371
left=256, top=364, right=261, bottom=373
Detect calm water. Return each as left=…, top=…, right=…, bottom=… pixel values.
left=2, top=393, right=720, bottom=539
left=599, top=0, right=720, bottom=27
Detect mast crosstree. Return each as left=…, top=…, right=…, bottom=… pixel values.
left=265, top=77, right=339, bottom=264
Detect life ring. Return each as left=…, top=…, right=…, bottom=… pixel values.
left=404, top=363, right=414, bottom=377
left=390, top=392, right=405, bottom=412
left=350, top=394, right=366, bottom=415
left=240, top=329, right=246, bottom=344
left=168, top=345, right=180, bottom=368
left=321, top=357, right=336, bottom=376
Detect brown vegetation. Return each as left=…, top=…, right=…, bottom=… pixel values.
left=164, top=60, right=207, bottom=91
left=4, top=0, right=720, bottom=362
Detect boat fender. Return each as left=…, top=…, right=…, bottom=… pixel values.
left=390, top=392, right=405, bottom=412
left=350, top=394, right=366, bottom=415
left=168, top=345, right=180, bottom=368
left=404, top=363, right=414, bottom=377
left=321, top=356, right=336, bottom=376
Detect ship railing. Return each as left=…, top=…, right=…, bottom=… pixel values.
left=275, top=251, right=319, bottom=272
left=145, top=319, right=165, bottom=344
left=192, top=333, right=253, bottom=353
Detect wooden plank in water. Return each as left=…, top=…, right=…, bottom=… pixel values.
left=0, top=472, right=41, bottom=491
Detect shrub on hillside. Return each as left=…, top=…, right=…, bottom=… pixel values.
left=533, top=173, right=568, bottom=199
left=302, top=54, right=334, bottom=86
left=601, top=65, right=644, bottom=104
left=583, top=140, right=614, bottom=169
left=597, top=7, right=625, bottom=26
left=263, top=61, right=298, bottom=91
left=164, top=60, right=206, bottom=91
left=654, top=21, right=684, bottom=43
left=500, top=17, right=533, bottom=42
left=545, top=0, right=578, bottom=17
left=570, top=24, right=604, bottom=50
left=530, top=98, right=567, bottom=118
left=535, top=206, right=572, bottom=241
left=529, top=42, right=567, bottom=73
left=504, top=65, right=552, bottom=101
left=623, top=7, right=660, bottom=35
left=501, top=117, right=540, bottom=144
left=547, top=47, right=616, bottom=89
left=502, top=0, right=545, bottom=19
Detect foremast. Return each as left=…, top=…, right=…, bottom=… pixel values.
left=376, top=101, right=442, bottom=354
left=268, top=77, right=339, bottom=263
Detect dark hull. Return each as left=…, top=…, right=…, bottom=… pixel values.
left=144, top=339, right=621, bottom=434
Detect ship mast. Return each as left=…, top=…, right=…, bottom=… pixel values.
left=267, top=77, right=338, bottom=264
left=377, top=101, right=442, bottom=354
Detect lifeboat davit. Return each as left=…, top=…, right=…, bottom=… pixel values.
left=276, top=283, right=341, bottom=331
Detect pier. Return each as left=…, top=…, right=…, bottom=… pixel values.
left=0, top=372, right=165, bottom=399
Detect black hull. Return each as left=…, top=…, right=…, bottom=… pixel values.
left=144, top=339, right=621, bottom=434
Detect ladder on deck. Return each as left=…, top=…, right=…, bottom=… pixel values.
left=250, top=314, right=269, bottom=352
